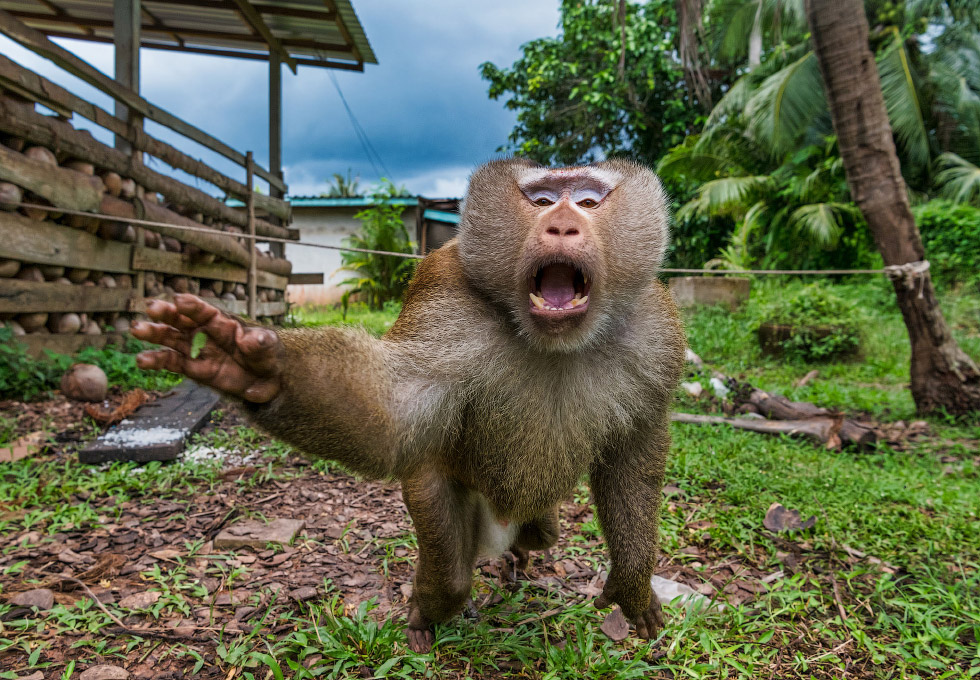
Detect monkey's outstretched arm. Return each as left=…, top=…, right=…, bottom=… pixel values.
left=590, top=420, right=670, bottom=639
left=133, top=295, right=410, bottom=479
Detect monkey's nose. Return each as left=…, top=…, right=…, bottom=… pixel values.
left=542, top=222, right=585, bottom=245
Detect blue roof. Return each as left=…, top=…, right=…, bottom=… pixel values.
left=424, top=209, right=460, bottom=225
left=289, top=196, right=420, bottom=207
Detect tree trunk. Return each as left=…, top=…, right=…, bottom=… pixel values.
left=805, top=0, right=980, bottom=415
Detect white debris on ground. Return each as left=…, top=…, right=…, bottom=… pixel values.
left=181, top=443, right=261, bottom=468
left=100, top=425, right=185, bottom=446
left=709, top=376, right=730, bottom=399
left=651, top=574, right=723, bottom=612
left=681, top=381, right=704, bottom=398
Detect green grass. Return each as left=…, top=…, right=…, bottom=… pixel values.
left=287, top=301, right=401, bottom=337
left=1, top=282, right=978, bottom=678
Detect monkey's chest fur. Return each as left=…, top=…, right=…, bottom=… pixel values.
left=444, top=353, right=647, bottom=524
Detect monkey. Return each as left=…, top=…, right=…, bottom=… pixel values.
left=131, top=157, right=685, bottom=653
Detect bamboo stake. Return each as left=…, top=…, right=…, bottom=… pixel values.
left=246, top=152, right=257, bottom=319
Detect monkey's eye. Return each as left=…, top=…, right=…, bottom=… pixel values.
left=534, top=197, right=554, bottom=206
left=577, top=198, right=599, bottom=208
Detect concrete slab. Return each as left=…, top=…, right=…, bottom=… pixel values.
left=214, top=518, right=306, bottom=550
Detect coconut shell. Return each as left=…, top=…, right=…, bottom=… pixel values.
left=48, top=312, right=81, bottom=334
left=24, top=146, right=57, bottom=166
left=162, top=237, right=182, bottom=253
left=53, top=277, right=72, bottom=285
left=233, top=283, right=246, bottom=300
left=39, top=264, right=65, bottom=280
left=120, top=178, right=137, bottom=199
left=167, top=276, right=190, bottom=294
left=83, top=320, right=101, bottom=335
left=115, top=274, right=133, bottom=288
left=17, top=312, right=48, bottom=332
left=112, top=317, right=130, bottom=333
left=63, top=159, right=95, bottom=175
left=15, top=266, right=44, bottom=282
left=221, top=292, right=236, bottom=302
left=210, top=280, right=224, bottom=295
left=98, top=275, right=117, bottom=288
left=143, top=230, right=161, bottom=249
left=0, top=182, right=22, bottom=211
left=60, top=363, right=108, bottom=402
left=101, top=171, right=123, bottom=197
left=0, top=258, right=20, bottom=277
left=67, top=268, right=91, bottom=283
left=199, top=288, right=216, bottom=299
left=7, top=320, right=25, bottom=335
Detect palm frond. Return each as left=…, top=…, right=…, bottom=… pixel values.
left=877, top=28, right=930, bottom=173
left=744, top=51, right=826, bottom=157
left=934, top=152, right=980, bottom=205
left=785, top=202, right=857, bottom=247
left=657, top=135, right=750, bottom=180
left=678, top=175, right=773, bottom=218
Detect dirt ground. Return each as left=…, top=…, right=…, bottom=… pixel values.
left=0, top=395, right=858, bottom=678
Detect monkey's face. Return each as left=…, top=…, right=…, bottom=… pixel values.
left=459, top=158, right=669, bottom=352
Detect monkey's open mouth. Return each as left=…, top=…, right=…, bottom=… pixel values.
left=528, top=263, right=591, bottom=314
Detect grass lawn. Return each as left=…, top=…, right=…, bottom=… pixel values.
left=0, top=282, right=977, bottom=679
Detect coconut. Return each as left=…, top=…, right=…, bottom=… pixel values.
left=167, top=276, right=190, bottom=294
left=0, top=258, right=20, bottom=277
left=16, top=312, right=48, bottom=332
left=120, top=178, right=137, bottom=199
left=15, top=266, right=44, bottom=282
left=233, top=283, right=246, bottom=300
left=63, top=159, right=95, bottom=175
left=39, top=265, right=65, bottom=280
left=112, top=316, right=130, bottom=333
left=116, top=274, right=133, bottom=288
left=101, top=171, right=123, bottom=197
left=199, top=288, right=216, bottom=299
left=67, top=268, right=90, bottom=283
left=98, top=275, right=117, bottom=288
left=82, top=320, right=101, bottom=335
left=48, top=312, right=81, bottom=334
left=210, top=280, right=224, bottom=295
left=162, top=237, right=182, bottom=253
left=60, top=363, right=108, bottom=402
left=143, top=230, right=160, bottom=249
left=221, top=292, right=237, bottom=302
left=7, top=320, right=25, bottom=335
left=53, top=277, right=72, bottom=285
left=24, top=146, right=57, bottom=166
left=0, top=182, right=22, bottom=211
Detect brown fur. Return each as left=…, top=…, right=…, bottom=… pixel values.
left=242, top=158, right=685, bottom=650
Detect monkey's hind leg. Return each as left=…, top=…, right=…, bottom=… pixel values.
left=509, top=506, right=560, bottom=572
left=401, top=472, right=480, bottom=653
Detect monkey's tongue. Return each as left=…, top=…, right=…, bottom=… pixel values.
left=539, top=264, right=577, bottom=307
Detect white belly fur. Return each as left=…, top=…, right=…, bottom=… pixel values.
left=475, top=493, right=519, bottom=558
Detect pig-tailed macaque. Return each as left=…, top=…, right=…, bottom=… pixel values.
left=132, top=158, right=685, bottom=652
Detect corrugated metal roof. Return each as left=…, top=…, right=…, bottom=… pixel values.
left=290, top=196, right=418, bottom=207
left=423, top=208, right=460, bottom=224
left=0, top=0, right=376, bottom=70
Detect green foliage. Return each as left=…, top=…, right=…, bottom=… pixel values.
left=480, top=0, right=713, bottom=167
left=338, top=180, right=417, bottom=314
left=913, top=199, right=980, bottom=287
left=754, top=283, right=862, bottom=361
left=320, top=169, right=361, bottom=198
left=287, top=301, right=401, bottom=337
left=0, top=328, right=181, bottom=402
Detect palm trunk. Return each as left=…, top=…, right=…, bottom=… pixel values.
left=805, top=0, right=980, bottom=415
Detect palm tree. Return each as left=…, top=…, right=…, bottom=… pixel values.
left=805, top=0, right=980, bottom=414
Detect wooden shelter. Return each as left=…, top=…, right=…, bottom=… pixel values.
left=0, top=1, right=376, bottom=356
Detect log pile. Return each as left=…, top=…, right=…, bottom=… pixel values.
left=0, top=95, right=291, bottom=357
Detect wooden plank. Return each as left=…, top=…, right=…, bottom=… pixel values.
left=229, top=0, right=298, bottom=73
left=134, top=297, right=284, bottom=318
left=0, top=212, right=132, bottom=273
left=79, top=381, right=220, bottom=463
left=131, top=247, right=287, bottom=289
left=287, top=273, right=324, bottom=285
left=0, top=279, right=133, bottom=313
left=0, top=8, right=288, bottom=194
left=0, top=143, right=104, bottom=212
left=246, top=151, right=257, bottom=319
left=0, top=54, right=291, bottom=220
left=113, top=0, right=141, bottom=156
left=13, top=332, right=124, bottom=359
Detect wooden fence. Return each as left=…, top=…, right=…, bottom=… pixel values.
left=0, top=9, right=295, bottom=357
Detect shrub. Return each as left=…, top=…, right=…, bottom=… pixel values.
left=913, top=200, right=980, bottom=288
left=339, top=180, right=417, bottom=315
left=754, top=283, right=861, bottom=362
left=0, top=328, right=181, bottom=401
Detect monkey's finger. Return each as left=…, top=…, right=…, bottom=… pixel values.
left=144, top=299, right=198, bottom=330
left=136, top=348, right=187, bottom=374
left=243, top=378, right=280, bottom=404
left=130, top=321, right=192, bottom=355
left=235, top=325, right=282, bottom=377
left=173, top=294, right=243, bottom=352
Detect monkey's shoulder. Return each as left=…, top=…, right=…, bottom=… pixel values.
left=387, top=240, right=482, bottom=340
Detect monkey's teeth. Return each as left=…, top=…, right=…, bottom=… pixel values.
left=570, top=295, right=589, bottom=307
left=529, top=293, right=545, bottom=309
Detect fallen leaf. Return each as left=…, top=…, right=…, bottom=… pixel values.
left=8, top=588, right=54, bottom=610
left=599, top=607, right=630, bottom=641
left=0, top=431, right=46, bottom=462
left=763, top=503, right=816, bottom=533
left=118, top=591, right=161, bottom=609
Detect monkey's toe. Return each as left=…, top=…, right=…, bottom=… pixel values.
left=508, top=545, right=530, bottom=574
left=407, top=626, right=435, bottom=653
left=634, top=599, right=665, bottom=640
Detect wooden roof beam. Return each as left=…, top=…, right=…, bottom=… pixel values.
left=229, top=0, right=297, bottom=74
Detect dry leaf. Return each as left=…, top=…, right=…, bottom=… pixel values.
left=0, top=431, right=46, bottom=462
left=763, top=503, right=816, bottom=533
left=85, top=389, right=149, bottom=425
left=600, top=607, right=630, bottom=641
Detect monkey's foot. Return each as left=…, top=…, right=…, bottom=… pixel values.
left=633, top=598, right=665, bottom=640
left=508, top=545, right=530, bottom=573
left=406, top=603, right=435, bottom=653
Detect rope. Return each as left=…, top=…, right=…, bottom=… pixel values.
left=9, top=202, right=926, bottom=277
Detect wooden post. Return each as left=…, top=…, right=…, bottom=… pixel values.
left=113, top=0, right=141, bottom=159
left=246, top=151, right=257, bottom=319
left=268, top=51, right=286, bottom=259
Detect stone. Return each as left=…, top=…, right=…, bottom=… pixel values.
left=599, top=607, right=629, bottom=641
left=9, top=588, right=54, bottom=610
left=79, top=665, right=130, bottom=680
left=214, top=518, right=306, bottom=550
left=668, top=276, right=751, bottom=311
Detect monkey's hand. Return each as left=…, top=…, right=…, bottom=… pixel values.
left=595, top=573, right=664, bottom=640
left=132, top=294, right=283, bottom=403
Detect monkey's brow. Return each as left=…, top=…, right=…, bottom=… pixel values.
left=518, top=169, right=616, bottom=194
